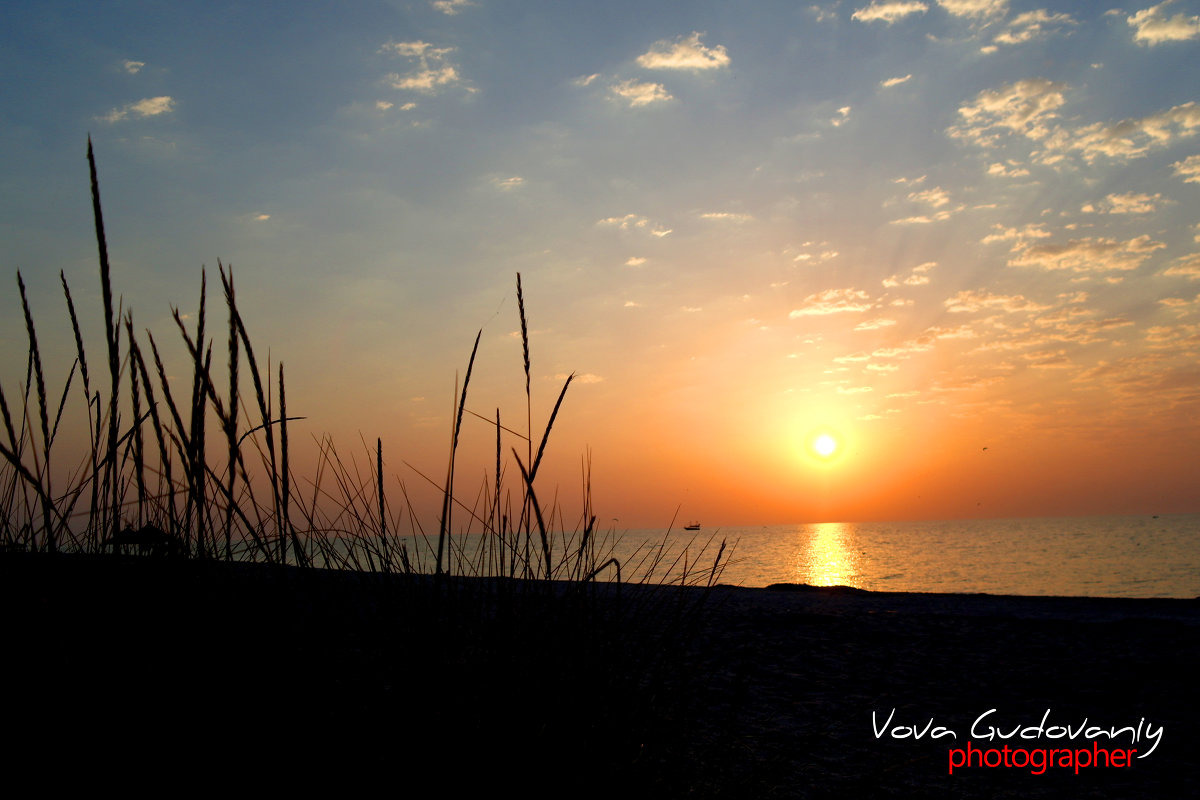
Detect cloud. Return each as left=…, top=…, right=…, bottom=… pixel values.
left=700, top=212, right=753, bottom=222
left=855, top=317, right=897, bottom=330
left=948, top=78, right=1067, bottom=147
left=100, top=96, right=175, bottom=123
left=852, top=2, right=929, bottom=24
left=624, top=256, right=647, bottom=267
left=382, top=41, right=467, bottom=94
left=574, top=73, right=601, bottom=87
left=492, top=176, right=525, bottom=191
left=990, top=10, right=1076, bottom=48
left=596, top=214, right=672, bottom=237
left=937, top=0, right=1008, bottom=17
left=883, top=261, right=936, bottom=287
left=123, top=60, right=145, bottom=74
left=881, top=74, right=913, bottom=88
left=789, top=288, right=874, bottom=317
left=832, top=106, right=852, bottom=126
left=791, top=245, right=840, bottom=262
left=1163, top=252, right=1200, bottom=279
left=1008, top=235, right=1166, bottom=273
left=375, top=100, right=394, bottom=110
left=558, top=372, right=604, bottom=384
left=987, top=161, right=1031, bottom=178
left=1082, top=192, right=1163, bottom=214
left=636, top=32, right=730, bottom=70
left=432, top=0, right=474, bottom=14
left=951, top=80, right=1200, bottom=165
left=611, top=79, right=673, bottom=107
left=908, top=187, right=951, bottom=207
left=944, top=290, right=1050, bottom=313
left=1173, top=154, right=1200, bottom=182
left=890, top=210, right=955, bottom=224
left=1128, top=1, right=1200, bottom=45
left=981, top=223, right=1051, bottom=244
left=254, top=213, right=271, bottom=222
left=1052, top=102, right=1200, bottom=162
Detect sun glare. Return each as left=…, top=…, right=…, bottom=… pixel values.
left=813, top=434, right=838, bottom=458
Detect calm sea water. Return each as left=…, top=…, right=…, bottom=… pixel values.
left=612, top=514, right=1200, bottom=599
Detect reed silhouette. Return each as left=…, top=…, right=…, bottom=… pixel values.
left=0, top=139, right=730, bottom=794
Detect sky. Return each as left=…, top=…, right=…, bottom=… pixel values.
left=2, top=0, right=1200, bottom=528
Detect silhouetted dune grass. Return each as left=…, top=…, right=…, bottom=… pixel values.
left=0, top=140, right=731, bottom=794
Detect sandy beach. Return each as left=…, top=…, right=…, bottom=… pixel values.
left=3, top=553, right=1196, bottom=797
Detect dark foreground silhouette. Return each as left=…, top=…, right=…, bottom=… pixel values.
left=3, top=552, right=1196, bottom=797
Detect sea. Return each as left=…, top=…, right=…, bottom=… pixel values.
left=606, top=514, right=1200, bottom=599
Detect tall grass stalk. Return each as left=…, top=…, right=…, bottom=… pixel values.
left=3, top=139, right=730, bottom=599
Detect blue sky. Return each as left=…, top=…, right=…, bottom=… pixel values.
left=3, top=1, right=1200, bottom=526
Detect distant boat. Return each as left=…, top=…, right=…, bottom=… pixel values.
left=683, top=521, right=701, bottom=531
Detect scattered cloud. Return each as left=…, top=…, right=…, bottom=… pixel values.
left=254, top=213, right=270, bottom=222
left=1008, top=235, right=1166, bottom=273
left=492, top=176, right=525, bottom=191
left=700, top=212, right=753, bottom=223
left=1081, top=192, right=1163, bottom=215
left=1128, top=1, right=1200, bottom=45
left=989, top=10, right=1076, bottom=49
left=574, top=73, right=601, bottom=87
left=123, top=60, right=145, bottom=74
left=883, top=261, right=936, bottom=287
left=981, top=223, right=1051, bottom=244
left=789, top=288, right=874, bottom=317
left=100, top=96, right=175, bottom=123
left=375, top=100, right=394, bottom=110
left=890, top=211, right=956, bottom=224
left=908, top=186, right=951, bottom=207
left=951, top=79, right=1200, bottom=165
left=881, top=74, right=913, bottom=88
left=597, top=214, right=672, bottom=237
left=382, top=41, right=468, bottom=94
left=611, top=79, right=673, bottom=107
left=856, top=317, right=897, bottom=330
left=832, top=106, right=852, bottom=126
left=1163, top=252, right=1200, bottom=279
left=937, top=0, right=1008, bottom=17
left=945, top=290, right=1050, bottom=313
left=852, top=2, right=929, bottom=24
left=987, top=161, right=1031, bottom=178
left=1054, top=102, right=1200, bottom=162
left=949, top=78, right=1067, bottom=147
left=636, top=32, right=730, bottom=70
left=624, top=256, right=647, bottom=267
left=560, top=372, right=604, bottom=384
left=432, top=0, right=474, bottom=14
left=1173, top=154, right=1200, bottom=182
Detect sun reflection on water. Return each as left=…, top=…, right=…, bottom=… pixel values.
left=794, top=522, right=863, bottom=588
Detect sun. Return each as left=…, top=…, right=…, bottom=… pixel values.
left=813, top=433, right=838, bottom=458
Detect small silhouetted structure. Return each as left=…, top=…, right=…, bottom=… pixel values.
left=103, top=524, right=185, bottom=558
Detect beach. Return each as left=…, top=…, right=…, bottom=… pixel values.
left=3, top=553, right=1196, bottom=797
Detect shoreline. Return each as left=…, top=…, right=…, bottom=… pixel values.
left=3, top=552, right=1196, bottom=796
